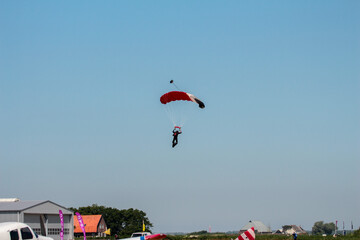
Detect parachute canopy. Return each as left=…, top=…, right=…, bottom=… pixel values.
left=237, top=227, right=255, bottom=240
left=160, top=91, right=205, bottom=109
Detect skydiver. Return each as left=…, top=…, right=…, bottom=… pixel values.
left=292, top=232, right=297, bottom=240
left=172, top=127, right=182, bottom=148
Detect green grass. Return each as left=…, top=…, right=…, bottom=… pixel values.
left=164, top=234, right=360, bottom=240
left=75, top=231, right=360, bottom=240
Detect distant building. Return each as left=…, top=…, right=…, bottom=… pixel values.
left=74, top=214, right=107, bottom=237
left=0, top=198, right=74, bottom=240
left=275, top=225, right=307, bottom=235
left=240, top=220, right=271, bottom=234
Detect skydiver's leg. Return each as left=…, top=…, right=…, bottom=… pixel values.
left=172, top=137, right=177, bottom=147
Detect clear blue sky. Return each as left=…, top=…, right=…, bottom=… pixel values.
left=1, top=0, right=359, bottom=233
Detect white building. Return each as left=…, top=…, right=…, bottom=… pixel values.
left=0, top=198, right=73, bottom=240
left=275, top=225, right=307, bottom=235
left=240, top=220, right=272, bottom=234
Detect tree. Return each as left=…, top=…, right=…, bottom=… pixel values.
left=312, top=221, right=336, bottom=235
left=70, top=204, right=153, bottom=237
left=188, top=230, right=208, bottom=235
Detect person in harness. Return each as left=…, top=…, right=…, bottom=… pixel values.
left=172, top=127, right=182, bottom=148
left=292, top=232, right=297, bottom=240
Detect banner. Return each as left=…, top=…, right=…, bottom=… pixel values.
left=59, top=210, right=64, bottom=240
left=76, top=212, right=87, bottom=240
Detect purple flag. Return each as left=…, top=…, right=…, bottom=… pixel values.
left=76, top=212, right=87, bottom=240
left=59, top=210, right=64, bottom=240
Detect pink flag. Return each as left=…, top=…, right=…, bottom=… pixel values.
left=76, top=212, right=87, bottom=240
left=59, top=210, right=64, bottom=240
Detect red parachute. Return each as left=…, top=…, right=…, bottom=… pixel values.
left=160, top=91, right=205, bottom=109
left=160, top=81, right=205, bottom=128
left=236, top=227, right=255, bottom=240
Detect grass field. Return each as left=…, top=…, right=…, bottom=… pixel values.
left=165, top=233, right=360, bottom=240
left=78, top=231, right=360, bottom=240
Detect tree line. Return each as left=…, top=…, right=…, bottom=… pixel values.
left=311, top=221, right=336, bottom=235
left=68, top=204, right=359, bottom=238
left=69, top=204, right=153, bottom=238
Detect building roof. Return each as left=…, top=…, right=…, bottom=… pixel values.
left=0, top=200, right=46, bottom=211
left=74, top=215, right=103, bottom=233
left=241, top=220, right=271, bottom=233
left=283, top=225, right=307, bottom=234
left=292, top=225, right=306, bottom=233
left=0, top=199, right=73, bottom=214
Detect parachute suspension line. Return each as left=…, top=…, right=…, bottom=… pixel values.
left=164, top=98, right=185, bottom=128
left=176, top=99, right=189, bottom=128
left=180, top=106, right=190, bottom=127
left=163, top=92, right=177, bottom=127
left=167, top=103, right=176, bottom=127
left=178, top=101, right=185, bottom=127
left=160, top=88, right=205, bottom=128
left=163, top=104, right=173, bottom=126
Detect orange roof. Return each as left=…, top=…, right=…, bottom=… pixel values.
left=74, top=215, right=103, bottom=233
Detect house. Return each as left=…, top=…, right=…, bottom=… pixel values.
left=0, top=198, right=74, bottom=240
left=275, top=225, right=307, bottom=235
left=74, top=214, right=107, bottom=237
left=240, top=220, right=272, bottom=234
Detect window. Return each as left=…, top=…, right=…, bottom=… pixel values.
left=46, top=228, right=70, bottom=235
left=48, top=228, right=59, bottom=235
left=132, top=233, right=145, bottom=237
left=10, top=230, right=19, bottom=240
left=20, top=227, right=33, bottom=239
left=32, top=228, right=41, bottom=235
